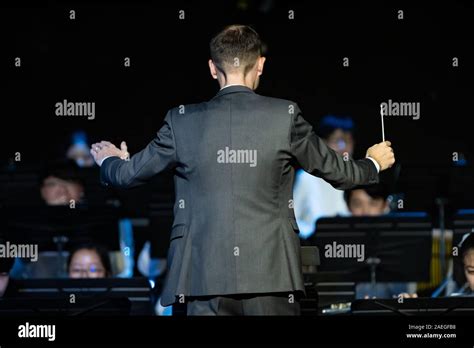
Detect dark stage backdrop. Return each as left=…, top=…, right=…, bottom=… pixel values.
left=2, top=0, right=473, bottom=212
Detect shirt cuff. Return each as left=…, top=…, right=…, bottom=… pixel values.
left=366, top=156, right=380, bottom=173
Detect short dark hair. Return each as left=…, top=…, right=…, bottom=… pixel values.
left=318, top=115, right=355, bottom=140
left=210, top=24, right=262, bottom=76
left=344, top=185, right=389, bottom=205
left=67, top=243, right=112, bottom=276
left=460, top=233, right=474, bottom=259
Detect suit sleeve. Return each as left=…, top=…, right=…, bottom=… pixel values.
left=289, top=105, right=379, bottom=190
left=100, top=111, right=177, bottom=188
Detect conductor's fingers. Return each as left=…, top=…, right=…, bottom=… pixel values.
left=99, top=141, right=113, bottom=147
left=120, top=141, right=128, bottom=153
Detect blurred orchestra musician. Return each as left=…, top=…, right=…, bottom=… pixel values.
left=68, top=243, right=112, bottom=279
left=344, top=186, right=413, bottom=299
left=293, top=115, right=355, bottom=239
left=40, top=160, right=85, bottom=206
left=449, top=232, right=474, bottom=297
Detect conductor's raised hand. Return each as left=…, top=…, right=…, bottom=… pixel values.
left=90, top=140, right=130, bottom=166
left=366, top=141, right=395, bottom=171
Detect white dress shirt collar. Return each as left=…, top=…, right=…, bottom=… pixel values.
left=220, top=84, right=248, bottom=91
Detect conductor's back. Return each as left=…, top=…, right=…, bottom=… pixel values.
left=93, top=25, right=395, bottom=315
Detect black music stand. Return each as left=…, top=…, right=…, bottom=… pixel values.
left=1, top=277, right=153, bottom=316
left=351, top=296, right=474, bottom=316
left=306, top=215, right=433, bottom=294
left=2, top=205, right=121, bottom=277
left=0, top=297, right=131, bottom=316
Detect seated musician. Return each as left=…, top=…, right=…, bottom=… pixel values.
left=452, top=232, right=474, bottom=296
left=68, top=243, right=111, bottom=279
left=344, top=186, right=413, bottom=299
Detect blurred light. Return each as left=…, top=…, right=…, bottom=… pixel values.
left=148, top=279, right=155, bottom=288
left=236, top=0, right=250, bottom=11
left=337, top=139, right=346, bottom=151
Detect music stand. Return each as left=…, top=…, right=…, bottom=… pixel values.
left=0, top=297, right=131, bottom=316
left=306, top=215, right=433, bottom=293
left=351, top=297, right=474, bottom=316
left=2, top=205, right=121, bottom=277
left=1, top=277, right=153, bottom=316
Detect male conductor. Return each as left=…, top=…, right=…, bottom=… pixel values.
left=91, top=25, right=395, bottom=315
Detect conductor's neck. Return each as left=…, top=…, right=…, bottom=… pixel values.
left=218, top=74, right=257, bottom=90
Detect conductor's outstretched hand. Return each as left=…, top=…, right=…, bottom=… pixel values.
left=366, top=141, right=395, bottom=171
left=90, top=141, right=129, bottom=167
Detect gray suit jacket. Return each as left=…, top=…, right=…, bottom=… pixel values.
left=100, top=85, right=379, bottom=306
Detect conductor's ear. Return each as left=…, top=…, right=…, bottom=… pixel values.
left=208, top=59, right=218, bottom=80
left=257, top=56, right=266, bottom=77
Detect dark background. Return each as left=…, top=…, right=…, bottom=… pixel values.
left=1, top=0, right=474, bottom=212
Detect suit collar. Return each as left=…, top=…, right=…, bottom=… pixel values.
left=213, top=85, right=255, bottom=99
